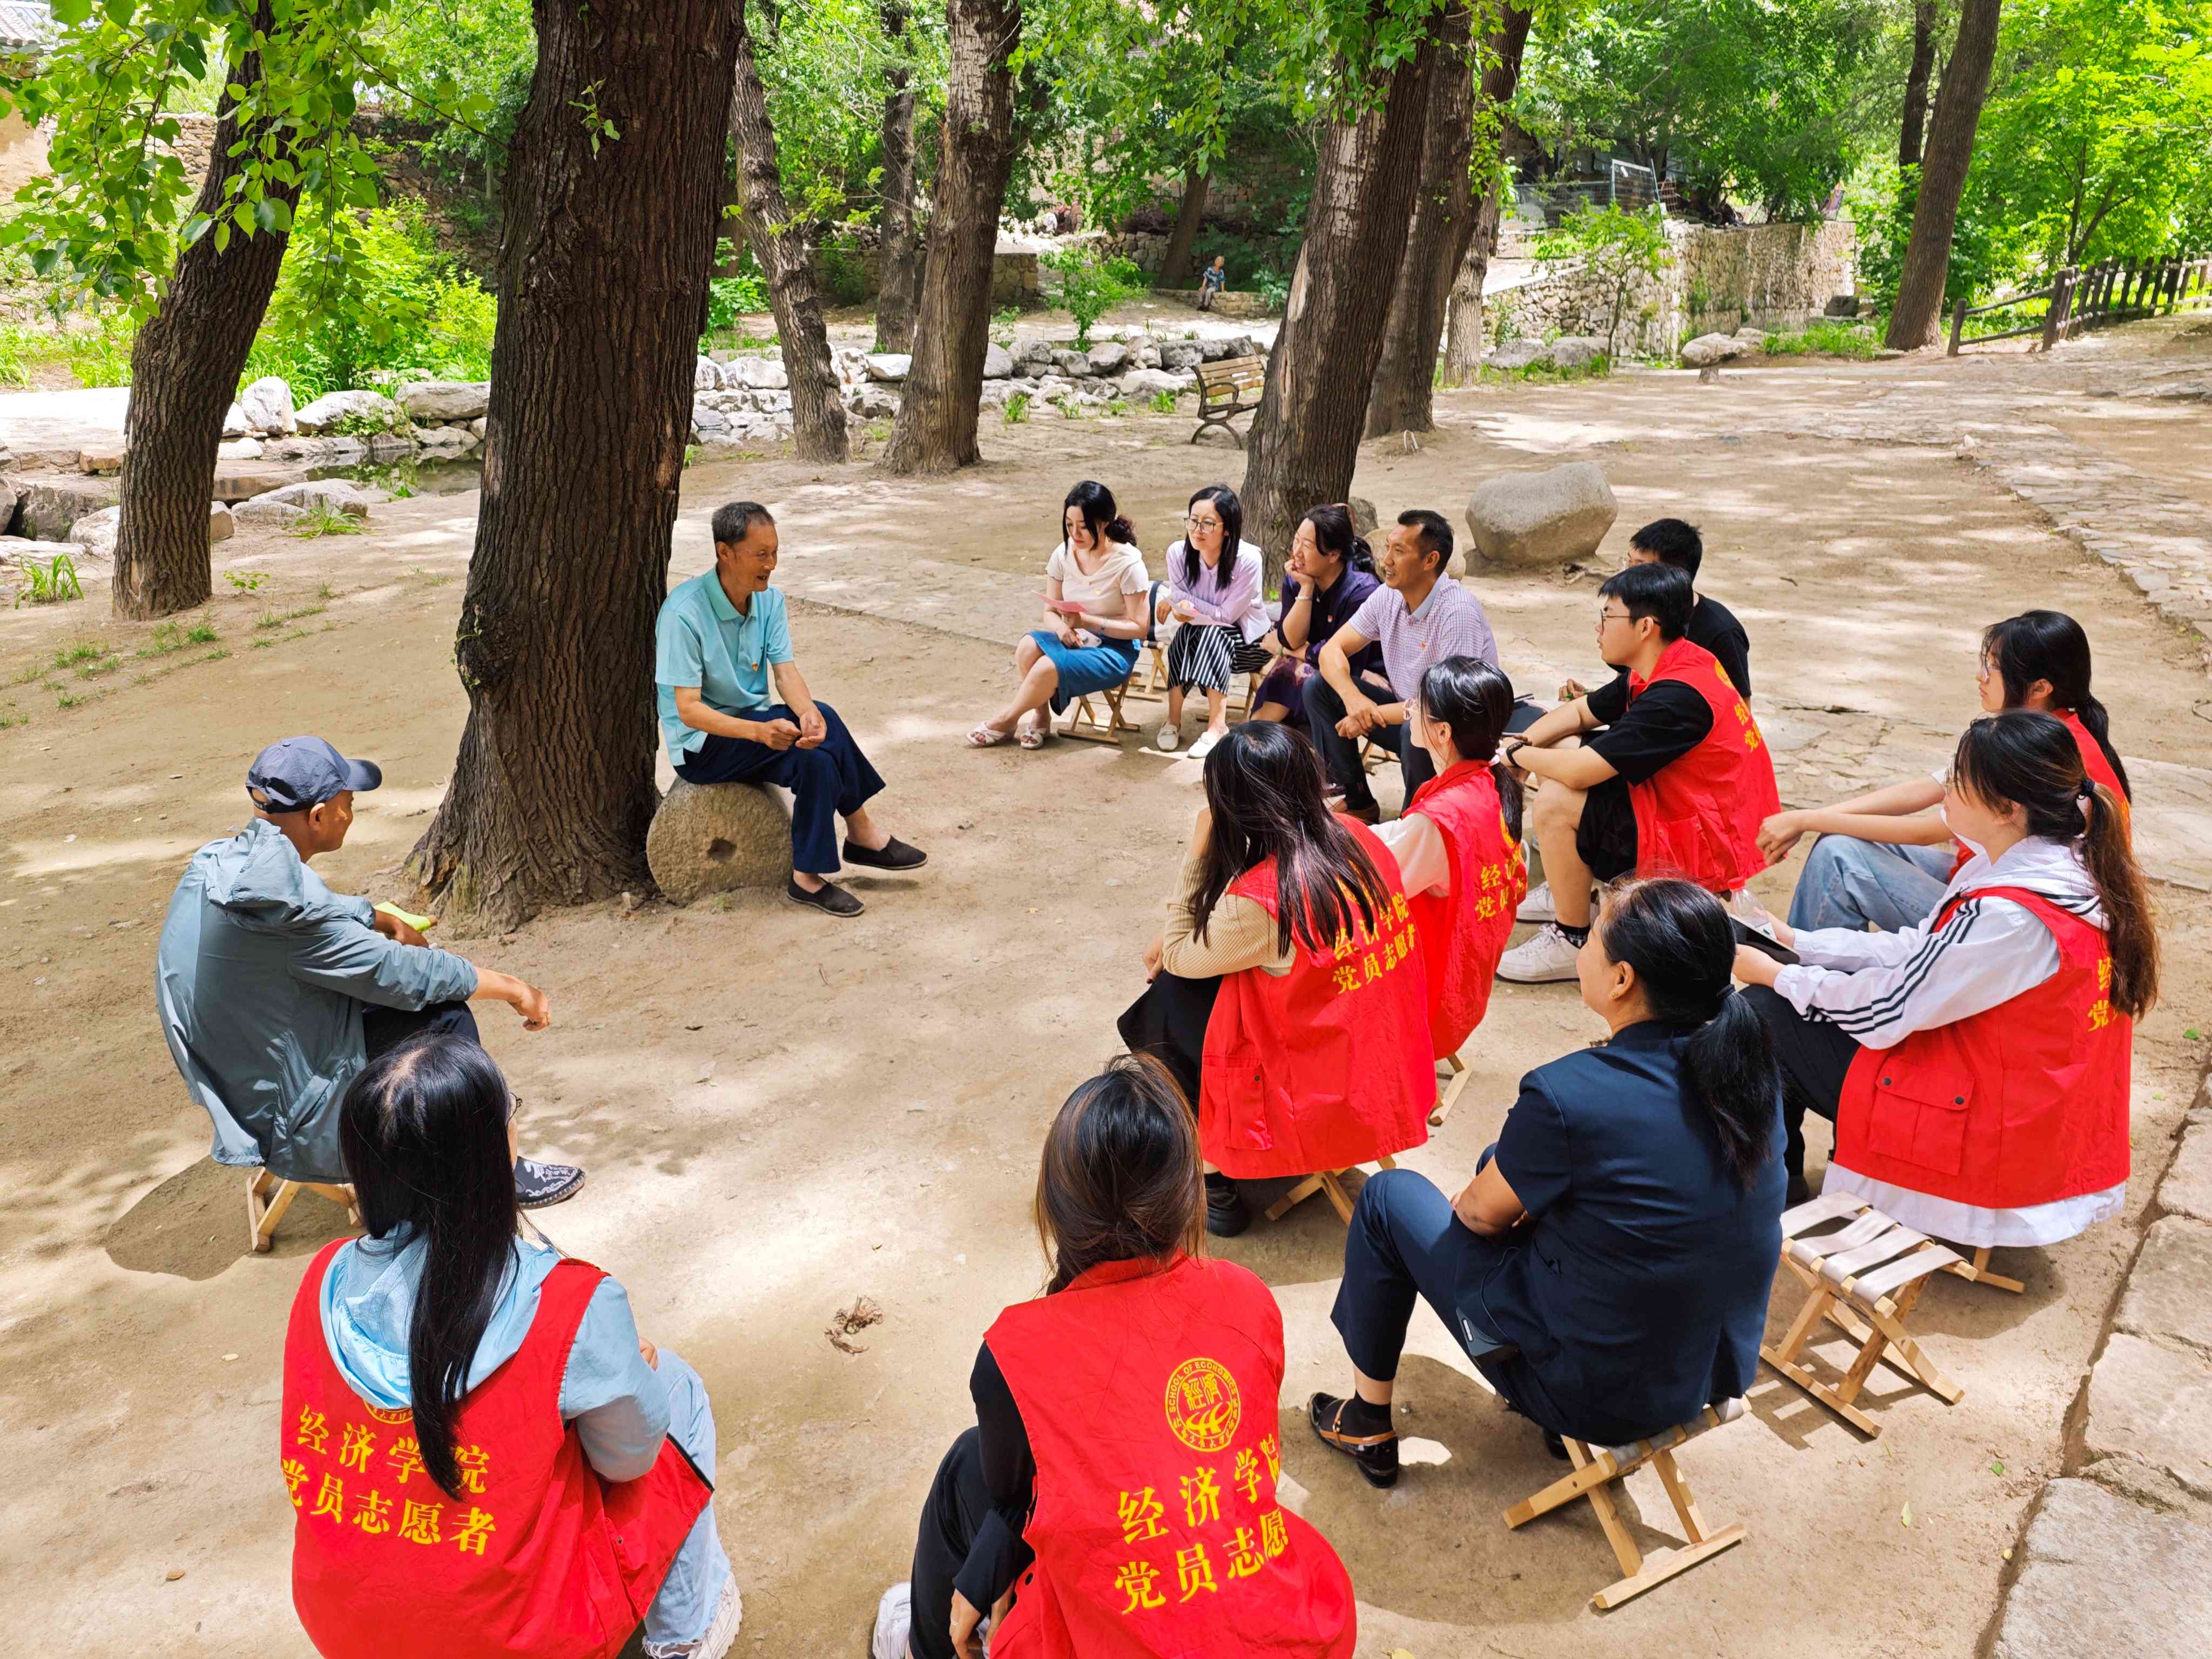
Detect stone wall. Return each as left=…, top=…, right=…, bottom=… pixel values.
left=812, top=242, right=1040, bottom=310
left=1498, top=219, right=1857, bottom=356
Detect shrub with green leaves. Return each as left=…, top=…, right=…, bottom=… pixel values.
left=62, top=312, right=138, bottom=387
left=12, top=553, right=84, bottom=608
left=704, top=239, right=770, bottom=335
left=1533, top=204, right=1671, bottom=354
left=1147, top=389, right=1177, bottom=414
left=1042, top=248, right=1143, bottom=348
left=1003, top=391, right=1031, bottom=424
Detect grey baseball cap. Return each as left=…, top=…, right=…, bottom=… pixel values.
left=245, top=737, right=382, bottom=813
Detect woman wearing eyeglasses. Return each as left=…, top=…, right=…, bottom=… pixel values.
left=1155, top=484, right=1270, bottom=758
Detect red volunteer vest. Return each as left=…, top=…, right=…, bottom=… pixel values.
left=1198, top=817, right=1434, bottom=1179
left=1626, top=637, right=1781, bottom=893
left=1947, top=709, right=2128, bottom=876
left=985, top=1255, right=1356, bottom=1659
left=284, top=1242, right=711, bottom=1659
left=1404, top=760, right=1524, bottom=1058
left=1835, top=887, right=2130, bottom=1214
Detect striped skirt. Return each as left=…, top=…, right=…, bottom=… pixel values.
left=1165, top=623, right=1271, bottom=693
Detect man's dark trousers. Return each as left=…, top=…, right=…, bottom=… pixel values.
left=1301, top=672, right=1430, bottom=813
left=674, top=700, right=885, bottom=875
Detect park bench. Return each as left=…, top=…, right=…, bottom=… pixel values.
left=1190, top=355, right=1265, bottom=447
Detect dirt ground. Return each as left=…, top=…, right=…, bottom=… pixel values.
left=3, top=342, right=2209, bottom=1657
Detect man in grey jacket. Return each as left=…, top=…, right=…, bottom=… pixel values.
left=156, top=736, right=584, bottom=1207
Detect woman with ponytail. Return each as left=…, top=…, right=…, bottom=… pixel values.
left=1739, top=710, right=2156, bottom=1247
left=285, top=1036, right=739, bottom=1659
left=1762, top=610, right=2129, bottom=932
left=1246, top=504, right=1384, bottom=736
left=1373, top=656, right=1526, bottom=1060
left=1311, top=880, right=1785, bottom=1482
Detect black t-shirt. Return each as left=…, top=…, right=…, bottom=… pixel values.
left=1685, top=594, right=1751, bottom=698
left=1583, top=671, right=1715, bottom=784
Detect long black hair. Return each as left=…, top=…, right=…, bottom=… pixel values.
left=1982, top=611, right=2128, bottom=799
left=338, top=1035, right=520, bottom=1500
left=1416, top=655, right=1523, bottom=842
left=1298, top=503, right=1377, bottom=576
left=1952, top=711, right=2157, bottom=1018
left=1035, top=1055, right=1205, bottom=1294
left=1181, top=484, right=1244, bottom=592
left=1190, top=722, right=1393, bottom=955
left=1062, top=480, right=1135, bottom=552
left=1597, top=879, right=1779, bottom=1192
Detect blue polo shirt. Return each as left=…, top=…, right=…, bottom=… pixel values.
left=654, top=570, right=793, bottom=758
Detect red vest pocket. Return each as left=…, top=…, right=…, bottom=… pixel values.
left=1201, top=1046, right=1274, bottom=1151
left=1865, top=1066, right=1974, bottom=1175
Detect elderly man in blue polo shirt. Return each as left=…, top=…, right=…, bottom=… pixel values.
left=656, top=500, right=926, bottom=919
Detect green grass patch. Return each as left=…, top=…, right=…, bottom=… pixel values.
left=1760, top=319, right=1881, bottom=359
left=51, top=640, right=107, bottom=669
left=1003, top=392, right=1031, bottom=424
left=1148, top=390, right=1178, bottom=414
left=291, top=502, right=367, bottom=539
left=12, top=552, right=84, bottom=608
left=138, top=618, right=221, bottom=658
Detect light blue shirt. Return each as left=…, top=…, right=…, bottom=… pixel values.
left=654, top=570, right=793, bottom=758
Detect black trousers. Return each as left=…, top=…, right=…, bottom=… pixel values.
left=1116, top=970, right=1223, bottom=1111
left=1300, top=671, right=1425, bottom=812
left=907, top=1429, right=994, bottom=1659
left=1742, top=983, right=1857, bottom=1185
left=360, top=1000, right=480, bottom=1061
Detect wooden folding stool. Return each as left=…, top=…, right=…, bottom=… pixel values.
left=1431, top=1053, right=1472, bottom=1127
left=1503, top=1398, right=1748, bottom=1609
left=1263, top=1156, right=1397, bottom=1225
left=1759, top=1193, right=1966, bottom=1436
left=247, top=1168, right=360, bottom=1254
left=1062, top=678, right=1142, bottom=744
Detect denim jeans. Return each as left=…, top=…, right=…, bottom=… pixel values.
left=1785, top=836, right=1953, bottom=933
left=641, top=1351, right=734, bottom=1656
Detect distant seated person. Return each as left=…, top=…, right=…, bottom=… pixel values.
left=1498, top=562, right=1780, bottom=984
left=1310, top=509, right=1500, bottom=822
left=1562, top=518, right=1751, bottom=703
left=154, top=736, right=582, bottom=1210
left=1372, top=658, right=1526, bottom=1063
left=873, top=1057, right=1355, bottom=1659
left=288, top=1037, right=738, bottom=1659
left=1154, top=484, right=1271, bottom=758
left=1309, top=879, right=1785, bottom=1482
left=1197, top=254, right=1228, bottom=309
left=1119, top=723, right=1434, bottom=1237
left=1738, top=712, right=2155, bottom=1232
left=657, top=500, right=927, bottom=920
left=969, top=480, right=1149, bottom=750
left=1245, top=503, right=1383, bottom=741
left=1759, top=610, right=2130, bottom=934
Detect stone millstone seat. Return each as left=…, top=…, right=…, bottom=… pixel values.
left=1465, top=461, right=1617, bottom=569
left=646, top=779, right=790, bottom=904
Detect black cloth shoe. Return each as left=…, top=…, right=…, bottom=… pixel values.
left=1542, top=1431, right=1568, bottom=1462
left=842, top=835, right=927, bottom=872
left=514, top=1157, right=584, bottom=1210
left=1307, top=1392, right=1399, bottom=1488
left=784, top=878, right=865, bottom=918
left=1204, top=1171, right=1250, bottom=1238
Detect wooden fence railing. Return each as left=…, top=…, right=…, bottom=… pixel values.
left=1947, top=251, right=2212, bottom=355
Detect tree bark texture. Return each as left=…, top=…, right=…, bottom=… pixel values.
left=1898, top=0, right=1938, bottom=168
left=1156, top=164, right=1209, bottom=290
left=872, top=1, right=922, bottom=352
left=879, top=0, right=1020, bottom=475
left=1886, top=0, right=2003, bottom=350
left=408, top=0, right=743, bottom=928
left=1440, top=3, right=1534, bottom=386
left=730, top=2, right=848, bottom=461
left=1240, top=26, right=1439, bottom=579
left=1365, top=3, right=1475, bottom=439
left=112, top=4, right=299, bottom=621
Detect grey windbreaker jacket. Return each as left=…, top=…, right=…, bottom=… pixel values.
left=154, top=819, right=478, bottom=1181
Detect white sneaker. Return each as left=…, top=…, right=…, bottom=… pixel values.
left=1188, top=726, right=1226, bottom=759
left=1516, top=880, right=1556, bottom=923
left=869, top=1582, right=912, bottom=1659
left=1156, top=722, right=1181, bottom=751
left=1497, top=922, right=1584, bottom=983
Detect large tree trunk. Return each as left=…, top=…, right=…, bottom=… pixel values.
left=1156, top=164, right=1209, bottom=290
left=1365, top=3, right=1475, bottom=439
left=113, top=4, right=299, bottom=621
left=1898, top=0, right=1938, bottom=168
left=879, top=0, right=1020, bottom=476
left=1886, top=0, right=2004, bottom=350
left=1440, top=4, right=1534, bottom=387
left=408, top=0, right=742, bottom=927
left=1239, top=24, right=1439, bottom=579
left=872, top=1, right=922, bottom=352
left=730, top=1, right=848, bottom=461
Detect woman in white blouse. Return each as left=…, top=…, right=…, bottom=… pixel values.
left=1155, top=484, right=1271, bottom=758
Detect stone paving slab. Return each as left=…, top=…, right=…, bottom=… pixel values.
left=2115, top=1218, right=2212, bottom=1357
left=2157, top=1090, right=2212, bottom=1224
left=1991, top=1477, right=2212, bottom=1658
left=2084, top=1333, right=2212, bottom=1501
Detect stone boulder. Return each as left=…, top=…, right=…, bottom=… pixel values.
left=864, top=353, right=912, bottom=383
left=1159, top=340, right=1203, bottom=372
left=1548, top=335, right=1607, bottom=369
left=212, top=467, right=292, bottom=503
left=234, top=499, right=308, bottom=526
left=241, top=376, right=296, bottom=434
left=1465, top=461, right=1618, bottom=569
left=982, top=345, right=1014, bottom=380
left=1824, top=294, right=1861, bottom=318
left=1680, top=332, right=1749, bottom=368
left=77, top=447, right=125, bottom=476
left=1197, top=336, right=1233, bottom=362
left=245, top=480, right=373, bottom=520
left=691, top=403, right=732, bottom=440
left=219, top=436, right=264, bottom=462
left=16, top=480, right=116, bottom=542
left=468, top=417, right=489, bottom=440
left=724, top=356, right=788, bottom=391
left=1049, top=348, right=1090, bottom=378
left=1484, top=340, right=1552, bottom=372
left=224, top=402, right=251, bottom=439
left=208, top=502, right=234, bottom=544
left=646, top=779, right=791, bottom=903
left=294, top=389, right=401, bottom=434
left=1087, top=341, right=1130, bottom=375
left=694, top=356, right=723, bottom=392
left=1, top=536, right=90, bottom=569
left=414, top=424, right=477, bottom=452
left=1349, top=497, right=1378, bottom=535
left=1118, top=368, right=1186, bottom=399
left=846, top=383, right=899, bottom=421
left=397, top=380, right=491, bottom=422
left=69, top=507, right=120, bottom=561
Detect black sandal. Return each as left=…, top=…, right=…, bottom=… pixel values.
left=1307, top=1392, right=1399, bottom=1488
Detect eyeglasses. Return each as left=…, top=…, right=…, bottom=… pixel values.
left=1597, top=608, right=1633, bottom=626
left=1186, top=515, right=1222, bottom=531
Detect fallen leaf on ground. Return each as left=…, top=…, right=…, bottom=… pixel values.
left=827, top=1296, right=884, bottom=1354
left=1900, top=1501, right=1913, bottom=1527
left=165, top=1568, right=185, bottom=1582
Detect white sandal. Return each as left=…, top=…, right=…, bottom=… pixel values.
left=967, top=722, right=1010, bottom=747
left=1156, top=722, right=1181, bottom=751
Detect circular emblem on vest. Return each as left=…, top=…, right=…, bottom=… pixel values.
left=365, top=1404, right=413, bottom=1426
left=1163, top=1357, right=1241, bottom=1453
